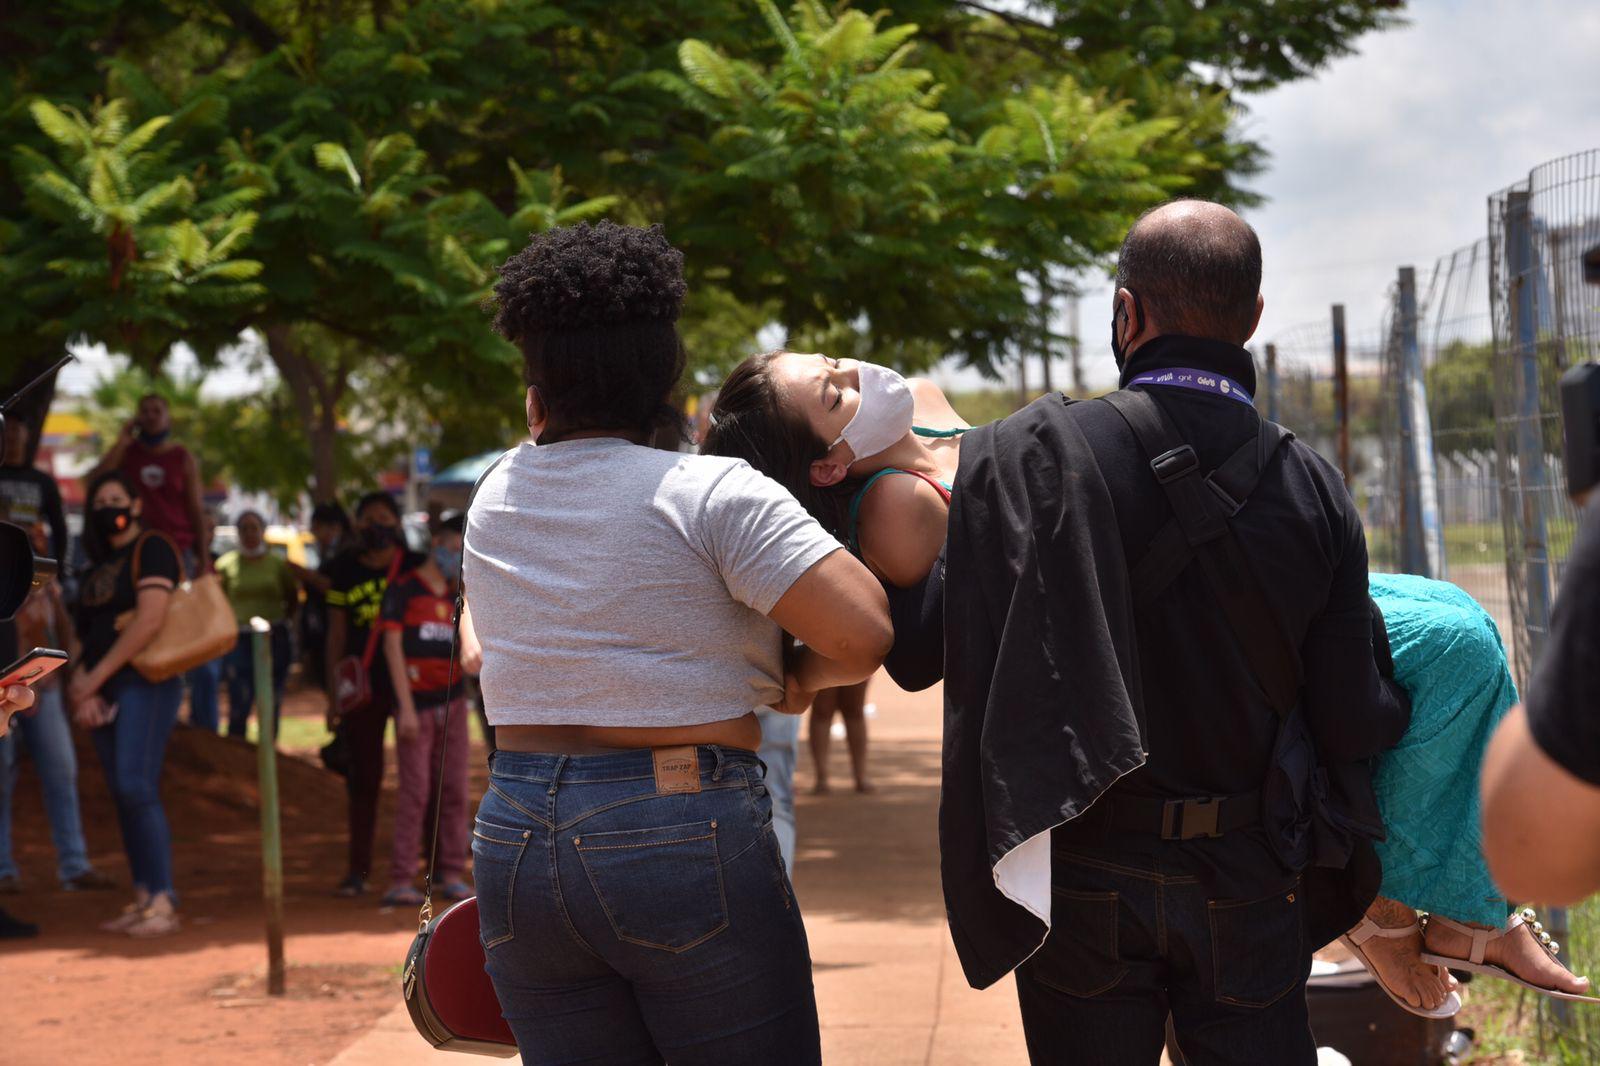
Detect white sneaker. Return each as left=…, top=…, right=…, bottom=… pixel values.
left=100, top=899, right=149, bottom=933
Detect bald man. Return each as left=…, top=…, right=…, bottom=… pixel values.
left=940, top=200, right=1409, bottom=1064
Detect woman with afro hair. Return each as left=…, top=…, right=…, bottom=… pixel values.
left=461, top=221, right=890, bottom=1064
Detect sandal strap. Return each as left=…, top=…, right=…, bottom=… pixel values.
left=1428, top=913, right=1500, bottom=965
left=1348, top=916, right=1419, bottom=946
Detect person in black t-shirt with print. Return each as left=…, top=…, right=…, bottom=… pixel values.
left=1483, top=499, right=1600, bottom=904
left=69, top=471, right=184, bottom=937
left=324, top=491, right=425, bottom=897
left=377, top=543, right=470, bottom=907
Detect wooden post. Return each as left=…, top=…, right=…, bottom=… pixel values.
left=251, top=618, right=286, bottom=996
left=1332, top=304, right=1351, bottom=482
left=1264, top=343, right=1280, bottom=422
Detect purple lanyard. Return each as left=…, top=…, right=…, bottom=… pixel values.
left=1127, top=367, right=1254, bottom=406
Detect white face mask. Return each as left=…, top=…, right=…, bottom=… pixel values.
left=830, top=362, right=914, bottom=462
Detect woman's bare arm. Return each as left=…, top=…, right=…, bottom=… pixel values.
left=856, top=474, right=950, bottom=589
left=767, top=550, right=893, bottom=709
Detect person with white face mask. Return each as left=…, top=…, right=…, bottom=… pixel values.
left=703, top=352, right=970, bottom=845
left=705, top=351, right=969, bottom=595
left=215, top=510, right=299, bottom=740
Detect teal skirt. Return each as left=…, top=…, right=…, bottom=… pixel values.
left=1369, top=572, right=1515, bottom=925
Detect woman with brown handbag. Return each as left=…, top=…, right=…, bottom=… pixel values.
left=67, top=470, right=184, bottom=938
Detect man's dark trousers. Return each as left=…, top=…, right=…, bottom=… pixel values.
left=1014, top=836, right=1316, bottom=1066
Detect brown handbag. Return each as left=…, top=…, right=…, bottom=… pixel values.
left=115, top=531, right=238, bottom=682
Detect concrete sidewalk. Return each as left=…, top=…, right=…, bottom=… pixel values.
left=331, top=675, right=1032, bottom=1065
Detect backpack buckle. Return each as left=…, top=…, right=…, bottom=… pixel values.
left=1150, top=445, right=1198, bottom=484
left=1161, top=797, right=1224, bottom=840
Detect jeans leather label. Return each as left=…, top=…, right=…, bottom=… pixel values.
left=653, top=746, right=701, bottom=795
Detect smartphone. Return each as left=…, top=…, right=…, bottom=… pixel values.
left=0, top=648, right=70, bottom=689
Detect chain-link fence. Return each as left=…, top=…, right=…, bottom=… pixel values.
left=1261, top=147, right=1600, bottom=1060
left=1262, top=148, right=1598, bottom=690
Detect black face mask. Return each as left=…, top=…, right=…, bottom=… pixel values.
left=358, top=524, right=399, bottom=552
left=91, top=505, right=134, bottom=541
left=1110, top=290, right=1144, bottom=372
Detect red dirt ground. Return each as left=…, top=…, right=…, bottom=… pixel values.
left=2, top=686, right=475, bottom=1066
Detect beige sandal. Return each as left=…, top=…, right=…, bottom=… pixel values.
left=1340, top=917, right=1462, bottom=1019
left=1421, top=909, right=1600, bottom=1004
left=99, top=901, right=147, bottom=933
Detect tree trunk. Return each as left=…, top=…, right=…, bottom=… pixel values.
left=263, top=324, right=344, bottom=503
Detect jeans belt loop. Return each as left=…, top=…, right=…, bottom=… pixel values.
left=710, top=744, right=725, bottom=782
left=548, top=754, right=567, bottom=797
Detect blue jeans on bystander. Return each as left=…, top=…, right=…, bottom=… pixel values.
left=0, top=686, right=94, bottom=883
left=754, top=708, right=800, bottom=871
left=476, top=746, right=821, bottom=1066
left=91, top=676, right=183, bottom=898
left=222, top=623, right=290, bottom=740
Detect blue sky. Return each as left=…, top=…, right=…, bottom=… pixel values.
left=61, top=0, right=1600, bottom=400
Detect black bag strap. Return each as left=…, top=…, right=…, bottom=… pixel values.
left=420, top=447, right=515, bottom=928
left=1100, top=389, right=1302, bottom=717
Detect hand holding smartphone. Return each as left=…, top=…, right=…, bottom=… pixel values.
left=0, top=647, right=68, bottom=691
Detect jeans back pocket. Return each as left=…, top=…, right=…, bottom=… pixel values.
left=1207, top=883, right=1306, bottom=1008
left=1024, top=889, right=1127, bottom=998
left=472, top=819, right=531, bottom=949
left=574, top=819, right=729, bottom=952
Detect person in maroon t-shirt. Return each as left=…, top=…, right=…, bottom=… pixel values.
left=88, top=394, right=207, bottom=572
left=378, top=543, right=469, bottom=907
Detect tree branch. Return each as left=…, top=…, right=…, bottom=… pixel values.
left=209, top=1, right=283, bottom=54
left=955, top=1, right=1055, bottom=35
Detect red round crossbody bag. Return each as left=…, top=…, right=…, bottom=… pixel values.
left=403, top=897, right=516, bottom=1056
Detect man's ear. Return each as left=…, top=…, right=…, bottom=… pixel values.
left=525, top=386, right=547, bottom=441
left=810, top=454, right=850, bottom=489
left=1243, top=293, right=1265, bottom=343
left=1115, top=287, right=1143, bottom=344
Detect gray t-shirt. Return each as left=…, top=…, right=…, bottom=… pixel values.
left=464, top=438, right=841, bottom=726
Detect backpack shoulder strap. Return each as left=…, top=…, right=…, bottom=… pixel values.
left=1099, top=388, right=1302, bottom=716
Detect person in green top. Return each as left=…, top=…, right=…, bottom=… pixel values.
left=216, top=511, right=300, bottom=740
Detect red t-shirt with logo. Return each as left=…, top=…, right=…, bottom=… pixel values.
left=119, top=440, right=195, bottom=552
left=379, top=572, right=461, bottom=708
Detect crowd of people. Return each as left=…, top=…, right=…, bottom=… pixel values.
left=0, top=394, right=478, bottom=941
left=2, top=205, right=1599, bottom=1066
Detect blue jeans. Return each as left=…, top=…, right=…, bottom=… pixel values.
left=755, top=709, right=800, bottom=871
left=185, top=656, right=222, bottom=733
left=0, top=686, right=93, bottom=882
left=1014, top=841, right=1315, bottom=1066
left=476, top=746, right=821, bottom=1066
left=91, top=676, right=184, bottom=897
left=223, top=623, right=290, bottom=739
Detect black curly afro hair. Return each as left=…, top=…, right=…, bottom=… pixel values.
left=491, top=222, right=688, bottom=440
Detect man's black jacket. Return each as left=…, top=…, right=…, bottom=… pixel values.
left=937, top=335, right=1411, bottom=990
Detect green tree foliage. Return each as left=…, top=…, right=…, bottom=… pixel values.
left=2, top=0, right=1406, bottom=496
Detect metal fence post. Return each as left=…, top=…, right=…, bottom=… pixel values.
left=1505, top=189, right=1565, bottom=985
left=251, top=617, right=286, bottom=996
left=1263, top=343, right=1279, bottom=423
left=1332, top=304, right=1351, bottom=482
left=1396, top=267, right=1446, bottom=577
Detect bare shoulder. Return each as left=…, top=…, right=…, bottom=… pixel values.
left=856, top=473, right=949, bottom=588
left=908, top=377, right=969, bottom=431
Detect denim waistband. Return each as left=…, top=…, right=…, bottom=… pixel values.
left=488, top=745, right=760, bottom=785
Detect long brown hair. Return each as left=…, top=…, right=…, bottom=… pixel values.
left=701, top=351, right=856, bottom=543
